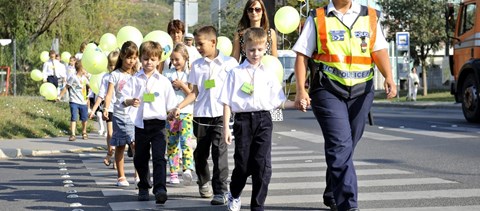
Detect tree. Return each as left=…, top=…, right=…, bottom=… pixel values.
left=378, top=0, right=448, bottom=96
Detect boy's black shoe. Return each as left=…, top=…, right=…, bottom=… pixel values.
left=127, top=144, right=133, bottom=157
left=155, top=190, right=168, bottom=204
left=138, top=189, right=149, bottom=201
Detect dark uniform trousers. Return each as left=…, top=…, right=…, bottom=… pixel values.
left=230, top=111, right=273, bottom=211
left=134, top=119, right=167, bottom=195
left=310, top=88, right=374, bottom=210
left=193, top=116, right=229, bottom=195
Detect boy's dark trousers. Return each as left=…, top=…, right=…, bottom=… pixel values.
left=193, top=116, right=229, bottom=195
left=134, top=119, right=167, bottom=195
left=230, top=111, right=273, bottom=211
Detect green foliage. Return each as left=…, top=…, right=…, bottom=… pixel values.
left=377, top=0, right=448, bottom=95
left=0, top=96, right=94, bottom=139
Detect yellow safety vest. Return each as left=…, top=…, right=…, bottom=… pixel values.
left=312, top=6, right=378, bottom=87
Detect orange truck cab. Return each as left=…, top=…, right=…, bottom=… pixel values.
left=448, top=0, right=480, bottom=122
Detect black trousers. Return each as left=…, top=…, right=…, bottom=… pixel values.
left=134, top=119, right=167, bottom=195
left=47, top=75, right=58, bottom=88
left=230, top=111, right=272, bottom=211
left=193, top=116, right=229, bottom=195
left=310, top=88, right=374, bottom=210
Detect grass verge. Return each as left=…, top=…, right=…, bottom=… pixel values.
left=374, top=89, right=455, bottom=102
left=0, top=96, right=94, bottom=139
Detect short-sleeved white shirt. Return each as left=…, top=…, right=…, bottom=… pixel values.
left=219, top=60, right=286, bottom=113
left=163, top=67, right=193, bottom=114
left=188, top=51, right=239, bottom=118
left=120, top=69, right=177, bottom=129
left=292, top=2, right=388, bottom=57
left=108, top=69, right=133, bottom=115
left=98, top=72, right=114, bottom=112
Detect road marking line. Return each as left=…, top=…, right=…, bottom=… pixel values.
left=363, top=205, right=480, bottom=211
left=363, top=131, right=412, bottom=141
left=275, top=131, right=324, bottom=143
left=384, top=127, right=476, bottom=139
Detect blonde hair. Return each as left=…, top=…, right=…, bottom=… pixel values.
left=170, top=43, right=190, bottom=70
left=243, top=27, right=267, bottom=46
left=139, top=41, right=163, bottom=60
left=107, top=50, right=120, bottom=72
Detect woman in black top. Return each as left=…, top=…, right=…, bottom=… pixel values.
left=232, top=0, right=278, bottom=63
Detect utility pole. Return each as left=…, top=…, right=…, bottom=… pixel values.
left=185, top=0, right=189, bottom=34
left=218, top=0, right=221, bottom=33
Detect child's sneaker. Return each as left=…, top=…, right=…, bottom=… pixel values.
left=170, top=173, right=180, bottom=184
left=227, top=192, right=241, bottom=211
left=183, top=169, right=193, bottom=185
left=116, top=177, right=129, bottom=187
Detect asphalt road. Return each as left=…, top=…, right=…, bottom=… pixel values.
left=0, top=106, right=479, bottom=210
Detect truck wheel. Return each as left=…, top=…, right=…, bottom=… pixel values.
left=461, top=74, right=480, bottom=122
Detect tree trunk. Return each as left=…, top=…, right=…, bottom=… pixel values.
left=422, top=63, right=428, bottom=96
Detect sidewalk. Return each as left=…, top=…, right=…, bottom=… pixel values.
left=0, top=101, right=461, bottom=159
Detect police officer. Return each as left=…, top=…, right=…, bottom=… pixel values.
left=292, top=0, right=397, bottom=210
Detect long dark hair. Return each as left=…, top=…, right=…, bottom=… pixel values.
left=114, top=41, right=138, bottom=72
left=237, top=0, right=270, bottom=31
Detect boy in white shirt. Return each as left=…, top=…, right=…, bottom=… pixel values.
left=219, top=27, right=286, bottom=211
left=121, top=41, right=177, bottom=204
left=169, top=26, right=239, bottom=205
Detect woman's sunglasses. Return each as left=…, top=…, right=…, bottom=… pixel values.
left=247, top=7, right=262, bottom=13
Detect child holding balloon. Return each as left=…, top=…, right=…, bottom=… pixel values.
left=89, top=50, right=120, bottom=168
left=58, top=61, right=90, bottom=142
left=103, top=41, right=139, bottom=187
left=162, top=43, right=195, bottom=185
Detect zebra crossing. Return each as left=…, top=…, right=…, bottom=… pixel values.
left=79, top=128, right=480, bottom=210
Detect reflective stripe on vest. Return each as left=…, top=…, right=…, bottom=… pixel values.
left=312, top=6, right=378, bottom=86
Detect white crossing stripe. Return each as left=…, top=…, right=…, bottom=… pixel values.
left=363, top=205, right=480, bottom=211
left=108, top=198, right=211, bottom=211
left=383, top=127, right=476, bottom=139
left=363, top=131, right=412, bottom=141
left=272, top=169, right=413, bottom=178
left=264, top=189, right=480, bottom=205
left=275, top=131, right=324, bottom=143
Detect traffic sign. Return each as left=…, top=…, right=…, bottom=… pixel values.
left=396, top=32, right=410, bottom=52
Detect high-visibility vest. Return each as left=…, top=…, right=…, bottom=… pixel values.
left=311, top=5, right=378, bottom=87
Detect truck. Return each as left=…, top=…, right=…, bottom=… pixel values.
left=447, top=0, right=480, bottom=122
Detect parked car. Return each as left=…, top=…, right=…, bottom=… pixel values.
left=277, top=50, right=296, bottom=81
left=284, top=70, right=310, bottom=101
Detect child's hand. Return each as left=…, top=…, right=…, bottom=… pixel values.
left=103, top=110, right=109, bottom=121
left=131, top=98, right=140, bottom=107
left=172, top=79, right=184, bottom=90
left=300, top=99, right=307, bottom=111
left=223, top=128, right=232, bottom=145
left=88, top=111, right=95, bottom=120
left=167, top=108, right=180, bottom=121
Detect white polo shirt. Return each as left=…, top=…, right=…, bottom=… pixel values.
left=42, top=59, right=67, bottom=81
left=120, top=69, right=177, bottom=129
left=292, top=1, right=389, bottom=57
left=98, top=72, right=114, bottom=112
left=188, top=51, right=239, bottom=118
left=219, top=60, right=286, bottom=113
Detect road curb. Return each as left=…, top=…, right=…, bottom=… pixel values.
left=0, top=147, right=104, bottom=159
left=373, top=101, right=461, bottom=110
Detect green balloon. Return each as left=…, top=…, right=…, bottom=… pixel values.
left=30, top=69, right=43, bottom=81
left=274, top=6, right=300, bottom=34
left=85, top=43, right=98, bottom=53
left=143, top=30, right=173, bottom=62
left=82, top=49, right=108, bottom=75
left=99, top=33, right=118, bottom=52
left=216, top=36, right=233, bottom=56
left=89, top=72, right=105, bottom=95
left=39, top=82, right=57, bottom=100
left=261, top=55, right=284, bottom=84
left=117, top=26, right=143, bottom=49
left=61, top=51, right=71, bottom=63
left=40, top=51, right=49, bottom=63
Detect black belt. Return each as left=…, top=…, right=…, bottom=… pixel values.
left=235, top=110, right=269, bottom=117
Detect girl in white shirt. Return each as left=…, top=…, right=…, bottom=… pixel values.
left=163, top=43, right=195, bottom=185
